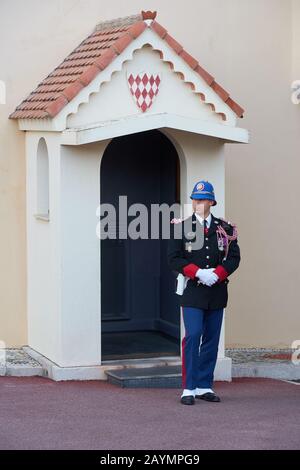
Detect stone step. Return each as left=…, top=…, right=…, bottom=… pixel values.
left=105, top=365, right=182, bottom=388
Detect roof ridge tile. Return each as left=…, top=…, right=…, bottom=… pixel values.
left=94, top=13, right=142, bottom=32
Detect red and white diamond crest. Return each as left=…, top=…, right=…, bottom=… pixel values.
left=127, top=72, right=161, bottom=112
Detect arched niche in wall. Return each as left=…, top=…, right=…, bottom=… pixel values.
left=35, top=137, right=49, bottom=220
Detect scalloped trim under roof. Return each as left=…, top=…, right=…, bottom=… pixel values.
left=9, top=11, right=244, bottom=120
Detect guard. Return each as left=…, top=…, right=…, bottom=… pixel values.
left=167, top=180, right=241, bottom=405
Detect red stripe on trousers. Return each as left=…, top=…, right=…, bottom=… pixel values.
left=181, top=306, right=187, bottom=388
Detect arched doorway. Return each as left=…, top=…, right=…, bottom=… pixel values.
left=100, top=129, right=181, bottom=360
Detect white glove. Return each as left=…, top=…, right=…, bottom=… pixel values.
left=205, top=272, right=219, bottom=287
left=196, top=269, right=219, bottom=286
left=196, top=268, right=214, bottom=284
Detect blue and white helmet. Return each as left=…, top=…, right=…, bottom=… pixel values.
left=190, top=180, right=217, bottom=205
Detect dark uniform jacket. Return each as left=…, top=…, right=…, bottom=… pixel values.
left=167, top=212, right=241, bottom=309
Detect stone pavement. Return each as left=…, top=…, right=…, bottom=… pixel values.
left=227, top=348, right=295, bottom=363
left=0, top=347, right=299, bottom=381
left=0, top=348, right=43, bottom=377
left=227, top=348, right=300, bottom=381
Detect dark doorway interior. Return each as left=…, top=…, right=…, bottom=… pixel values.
left=100, top=129, right=181, bottom=361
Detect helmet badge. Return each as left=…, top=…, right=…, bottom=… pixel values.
left=196, top=182, right=205, bottom=191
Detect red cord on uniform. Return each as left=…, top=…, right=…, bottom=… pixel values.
left=213, top=265, right=229, bottom=282
left=183, top=263, right=200, bottom=279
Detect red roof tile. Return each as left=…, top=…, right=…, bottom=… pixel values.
left=9, top=11, right=244, bottom=120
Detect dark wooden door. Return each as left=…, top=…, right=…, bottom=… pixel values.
left=100, top=130, right=180, bottom=336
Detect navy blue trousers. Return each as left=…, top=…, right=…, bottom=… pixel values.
left=181, top=306, right=224, bottom=389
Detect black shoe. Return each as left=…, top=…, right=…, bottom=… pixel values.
left=195, top=392, right=221, bottom=402
left=180, top=395, right=195, bottom=405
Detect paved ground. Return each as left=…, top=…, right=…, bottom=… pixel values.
left=0, top=376, right=299, bottom=450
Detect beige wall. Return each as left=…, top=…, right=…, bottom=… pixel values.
left=0, top=0, right=299, bottom=348
left=224, top=0, right=300, bottom=347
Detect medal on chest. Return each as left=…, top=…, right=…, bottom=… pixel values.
left=216, top=225, right=228, bottom=252
left=187, top=242, right=193, bottom=253
left=217, top=237, right=224, bottom=251
left=185, top=231, right=196, bottom=252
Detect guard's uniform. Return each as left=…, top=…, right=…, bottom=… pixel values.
left=167, top=180, right=241, bottom=396
left=167, top=212, right=241, bottom=310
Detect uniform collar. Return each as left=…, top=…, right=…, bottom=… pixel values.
left=194, top=212, right=212, bottom=228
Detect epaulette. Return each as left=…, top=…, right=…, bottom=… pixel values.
left=216, top=217, right=235, bottom=234
left=217, top=216, right=234, bottom=227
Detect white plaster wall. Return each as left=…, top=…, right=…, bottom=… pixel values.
left=26, top=132, right=62, bottom=363
left=27, top=134, right=107, bottom=367
left=59, top=141, right=107, bottom=366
